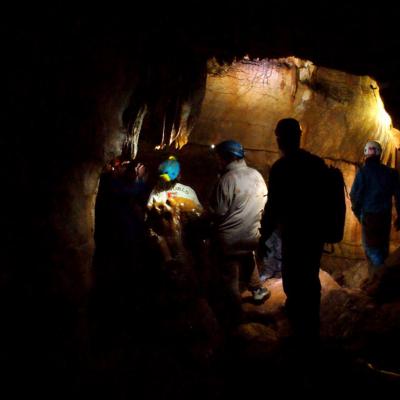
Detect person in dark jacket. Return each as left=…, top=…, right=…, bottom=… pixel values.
left=259, top=118, right=326, bottom=347
left=350, top=140, right=400, bottom=271
left=91, top=159, right=150, bottom=344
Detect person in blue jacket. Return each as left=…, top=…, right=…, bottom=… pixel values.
left=350, top=140, right=400, bottom=271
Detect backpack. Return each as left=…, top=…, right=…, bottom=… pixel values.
left=322, top=164, right=346, bottom=244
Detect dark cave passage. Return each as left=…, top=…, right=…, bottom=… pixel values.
left=81, top=53, right=400, bottom=397
left=5, top=6, right=400, bottom=397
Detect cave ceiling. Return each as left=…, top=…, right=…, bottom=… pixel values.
left=150, top=5, right=400, bottom=127
left=7, top=4, right=400, bottom=152
left=113, top=4, right=400, bottom=159
left=13, top=4, right=400, bottom=90
left=86, top=4, right=400, bottom=127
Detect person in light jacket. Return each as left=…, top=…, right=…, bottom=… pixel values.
left=210, top=140, right=269, bottom=326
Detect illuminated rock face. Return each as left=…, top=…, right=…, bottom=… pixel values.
left=192, top=58, right=397, bottom=163
left=188, top=57, right=400, bottom=257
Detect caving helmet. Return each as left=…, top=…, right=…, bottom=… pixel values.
left=158, top=156, right=180, bottom=182
left=215, top=140, right=245, bottom=159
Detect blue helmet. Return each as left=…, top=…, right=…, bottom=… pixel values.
left=158, top=156, right=180, bottom=182
left=215, top=140, right=245, bottom=159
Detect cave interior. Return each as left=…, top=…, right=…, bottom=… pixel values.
left=4, top=5, right=400, bottom=397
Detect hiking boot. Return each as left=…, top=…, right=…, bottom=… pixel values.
left=252, top=287, right=270, bottom=302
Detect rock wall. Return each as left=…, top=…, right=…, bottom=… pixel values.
left=8, top=54, right=399, bottom=310
left=3, top=34, right=144, bottom=334
left=188, top=57, right=400, bottom=258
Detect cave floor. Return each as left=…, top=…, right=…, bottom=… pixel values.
left=59, top=271, right=400, bottom=397
left=5, top=265, right=400, bottom=399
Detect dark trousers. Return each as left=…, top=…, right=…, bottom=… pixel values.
left=361, top=211, right=391, bottom=268
left=216, top=251, right=262, bottom=326
left=281, top=235, right=324, bottom=344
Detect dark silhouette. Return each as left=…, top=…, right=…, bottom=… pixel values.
left=260, top=118, right=326, bottom=347
left=91, top=159, right=150, bottom=344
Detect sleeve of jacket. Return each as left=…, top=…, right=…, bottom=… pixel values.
left=260, top=166, right=278, bottom=240
left=391, top=168, right=400, bottom=216
left=349, top=169, right=364, bottom=220
left=209, top=174, right=234, bottom=221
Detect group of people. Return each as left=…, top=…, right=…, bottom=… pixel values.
left=95, top=117, right=400, bottom=349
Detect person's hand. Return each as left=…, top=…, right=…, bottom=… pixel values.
left=135, top=163, right=148, bottom=182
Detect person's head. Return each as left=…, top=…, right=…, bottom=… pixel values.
left=274, top=118, right=302, bottom=155
left=157, top=156, right=180, bottom=189
left=215, top=140, right=244, bottom=168
left=364, top=140, right=382, bottom=161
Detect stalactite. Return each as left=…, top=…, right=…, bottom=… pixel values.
left=175, top=101, right=192, bottom=149
left=123, top=104, right=147, bottom=160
